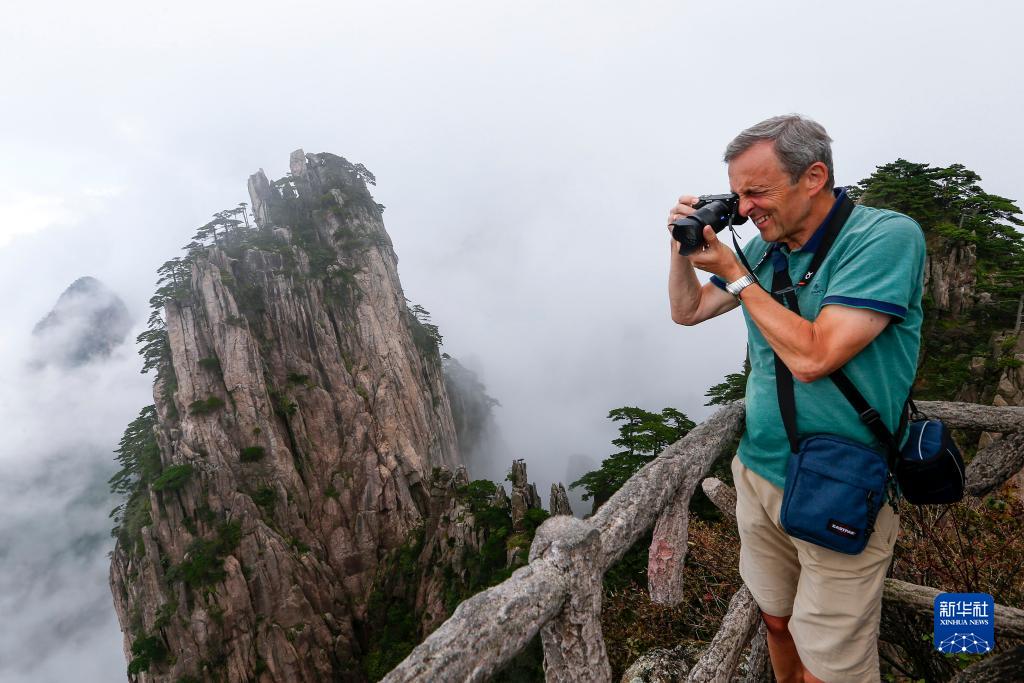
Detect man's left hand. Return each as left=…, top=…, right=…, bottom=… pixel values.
left=687, top=225, right=747, bottom=283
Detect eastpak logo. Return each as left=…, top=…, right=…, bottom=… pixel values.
left=827, top=519, right=860, bottom=538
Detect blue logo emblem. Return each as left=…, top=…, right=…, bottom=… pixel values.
left=934, top=593, right=994, bottom=654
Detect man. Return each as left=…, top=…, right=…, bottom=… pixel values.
left=667, top=115, right=924, bottom=682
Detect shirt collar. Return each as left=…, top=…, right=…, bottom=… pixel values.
left=754, top=187, right=847, bottom=270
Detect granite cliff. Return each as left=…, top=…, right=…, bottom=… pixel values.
left=110, top=151, right=465, bottom=681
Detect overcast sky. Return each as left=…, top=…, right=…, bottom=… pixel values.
left=2, top=1, right=1022, bottom=680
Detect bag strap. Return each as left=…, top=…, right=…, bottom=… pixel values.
left=767, top=194, right=899, bottom=464
left=799, top=195, right=854, bottom=287
left=769, top=194, right=851, bottom=451
left=771, top=262, right=803, bottom=453
left=828, top=370, right=900, bottom=464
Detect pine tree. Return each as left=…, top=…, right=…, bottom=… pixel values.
left=571, top=407, right=695, bottom=511
left=851, top=159, right=1024, bottom=399
left=704, top=359, right=751, bottom=406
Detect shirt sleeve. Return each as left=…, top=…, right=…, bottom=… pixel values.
left=820, top=214, right=925, bottom=321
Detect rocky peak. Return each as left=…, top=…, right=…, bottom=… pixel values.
left=549, top=483, right=573, bottom=516
left=109, top=151, right=460, bottom=681
left=31, top=275, right=132, bottom=368
left=508, top=459, right=542, bottom=533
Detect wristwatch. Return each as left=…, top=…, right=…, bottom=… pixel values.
left=725, top=273, right=757, bottom=297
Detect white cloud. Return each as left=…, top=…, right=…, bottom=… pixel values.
left=0, top=319, right=151, bottom=681
left=0, top=193, right=76, bottom=248
left=0, top=187, right=125, bottom=249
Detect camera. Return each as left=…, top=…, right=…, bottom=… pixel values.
left=670, top=193, right=748, bottom=255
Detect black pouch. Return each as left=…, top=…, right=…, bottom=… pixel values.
left=897, top=417, right=965, bottom=505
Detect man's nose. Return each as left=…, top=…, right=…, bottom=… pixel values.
left=738, top=197, right=754, bottom=217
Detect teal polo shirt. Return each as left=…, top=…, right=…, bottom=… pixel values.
left=711, top=190, right=925, bottom=489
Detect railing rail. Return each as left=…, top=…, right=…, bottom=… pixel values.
left=384, top=401, right=1024, bottom=683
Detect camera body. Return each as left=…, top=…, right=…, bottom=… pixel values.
left=670, top=193, right=748, bottom=255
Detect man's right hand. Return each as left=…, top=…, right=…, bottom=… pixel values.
left=667, top=194, right=742, bottom=325
left=666, top=195, right=700, bottom=237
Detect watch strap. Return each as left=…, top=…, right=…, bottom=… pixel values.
left=726, top=273, right=757, bottom=297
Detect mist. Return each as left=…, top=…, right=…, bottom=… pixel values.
left=0, top=304, right=152, bottom=680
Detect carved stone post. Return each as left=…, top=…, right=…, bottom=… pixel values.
left=529, top=516, right=612, bottom=683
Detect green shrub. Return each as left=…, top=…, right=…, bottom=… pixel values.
left=287, top=372, right=311, bottom=387
left=165, top=521, right=241, bottom=588
left=252, top=486, right=276, bottom=511
left=521, top=508, right=550, bottom=534
left=153, top=600, right=178, bottom=629
left=324, top=484, right=340, bottom=499
left=274, top=394, right=298, bottom=417
left=997, top=355, right=1023, bottom=370
left=240, top=446, right=266, bottom=462
left=188, top=396, right=225, bottom=415
left=198, top=357, right=221, bottom=372
left=127, top=634, right=167, bottom=675
left=218, top=520, right=242, bottom=550
left=151, top=464, right=194, bottom=492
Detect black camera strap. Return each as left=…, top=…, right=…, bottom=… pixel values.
left=766, top=196, right=900, bottom=469
left=730, top=224, right=760, bottom=279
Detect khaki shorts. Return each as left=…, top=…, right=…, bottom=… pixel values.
left=731, top=455, right=899, bottom=683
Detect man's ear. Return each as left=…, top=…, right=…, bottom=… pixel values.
left=803, top=161, right=830, bottom=196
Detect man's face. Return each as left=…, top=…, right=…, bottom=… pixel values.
left=727, top=141, right=814, bottom=248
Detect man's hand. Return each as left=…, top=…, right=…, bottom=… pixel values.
left=667, top=195, right=741, bottom=325
left=687, top=225, right=748, bottom=283
left=667, top=197, right=747, bottom=282
left=667, top=194, right=700, bottom=228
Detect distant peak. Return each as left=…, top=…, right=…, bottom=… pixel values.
left=31, top=276, right=133, bottom=368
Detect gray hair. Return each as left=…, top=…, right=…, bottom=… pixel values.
left=723, top=114, right=834, bottom=189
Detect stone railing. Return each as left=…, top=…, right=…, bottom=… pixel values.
left=383, top=401, right=1024, bottom=683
